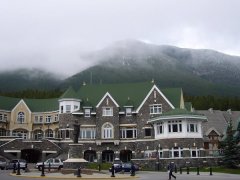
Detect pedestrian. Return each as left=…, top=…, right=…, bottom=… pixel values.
left=167, top=162, right=176, bottom=180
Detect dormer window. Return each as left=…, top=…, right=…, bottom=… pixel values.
left=126, top=108, right=132, bottom=116
left=150, top=104, right=162, bottom=114
left=84, top=109, right=91, bottom=117
left=102, top=107, right=113, bottom=116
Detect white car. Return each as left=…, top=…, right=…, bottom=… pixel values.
left=35, top=158, right=63, bottom=171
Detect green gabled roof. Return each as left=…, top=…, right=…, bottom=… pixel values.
left=82, top=98, right=93, bottom=107
left=60, top=86, right=78, bottom=99
left=24, top=98, right=59, bottom=112
left=77, top=82, right=154, bottom=108
left=0, top=96, right=21, bottom=111
left=161, top=88, right=182, bottom=108
left=77, top=82, right=182, bottom=109
left=0, top=96, right=58, bottom=112
left=161, top=108, right=199, bottom=116
left=184, top=102, right=192, bottom=111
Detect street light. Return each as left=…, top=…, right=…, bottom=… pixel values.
left=156, top=144, right=160, bottom=171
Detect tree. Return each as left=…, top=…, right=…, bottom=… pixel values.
left=221, top=119, right=240, bottom=168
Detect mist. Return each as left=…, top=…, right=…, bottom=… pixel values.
left=0, top=0, right=240, bottom=77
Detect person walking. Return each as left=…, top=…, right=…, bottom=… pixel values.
left=167, top=162, right=176, bottom=180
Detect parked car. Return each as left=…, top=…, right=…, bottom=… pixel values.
left=121, top=163, right=140, bottom=172
left=6, top=159, right=27, bottom=170
left=109, top=161, right=140, bottom=173
left=109, top=159, right=123, bottom=173
left=0, top=158, right=7, bottom=170
left=35, top=158, right=63, bottom=171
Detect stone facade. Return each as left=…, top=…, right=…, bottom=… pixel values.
left=1, top=83, right=238, bottom=170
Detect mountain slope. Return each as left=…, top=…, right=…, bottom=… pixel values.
left=0, top=69, right=61, bottom=92
left=62, top=40, right=240, bottom=96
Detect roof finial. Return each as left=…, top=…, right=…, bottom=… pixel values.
left=83, top=81, right=86, bottom=86
left=128, top=97, right=130, bottom=100
left=151, top=79, right=154, bottom=83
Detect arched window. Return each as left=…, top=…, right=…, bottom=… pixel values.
left=17, top=112, right=25, bottom=124
left=45, top=129, right=53, bottom=138
left=33, top=130, right=43, bottom=140
left=0, top=128, right=6, bottom=136
left=102, top=122, right=114, bottom=139
left=12, top=129, right=28, bottom=139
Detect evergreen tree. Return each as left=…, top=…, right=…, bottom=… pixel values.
left=221, top=119, right=240, bottom=168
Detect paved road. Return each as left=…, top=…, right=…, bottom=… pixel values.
left=1, top=169, right=240, bottom=180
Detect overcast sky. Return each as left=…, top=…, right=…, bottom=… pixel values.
left=0, top=0, right=240, bottom=77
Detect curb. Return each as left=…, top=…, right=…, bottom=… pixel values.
left=10, top=173, right=139, bottom=179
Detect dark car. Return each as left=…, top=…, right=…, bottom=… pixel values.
left=109, top=162, right=140, bottom=173
left=109, top=159, right=123, bottom=173
left=122, top=163, right=140, bottom=172
left=0, top=158, right=7, bottom=170
left=6, top=159, right=27, bottom=170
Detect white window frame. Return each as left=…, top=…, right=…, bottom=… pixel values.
left=190, top=148, right=200, bottom=157
left=120, top=127, right=137, bottom=139
left=102, top=123, right=113, bottom=139
left=80, top=128, right=96, bottom=139
left=102, top=107, right=113, bottom=116
left=4, top=114, right=7, bottom=121
left=169, top=147, right=183, bottom=158
left=84, top=109, right=91, bottom=117
left=168, top=120, right=182, bottom=133
left=125, top=108, right=132, bottom=116
left=150, top=104, right=162, bottom=114
left=54, top=114, right=59, bottom=122
left=66, top=105, right=71, bottom=113
left=17, top=112, right=25, bottom=124
left=46, top=129, right=53, bottom=138
left=12, top=130, right=28, bottom=139
left=156, top=122, right=164, bottom=134
left=187, top=122, right=198, bottom=133
left=45, top=116, right=52, bottom=123
left=0, top=114, right=6, bottom=121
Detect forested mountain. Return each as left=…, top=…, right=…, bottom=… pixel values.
left=1, top=40, right=240, bottom=99
left=62, top=40, right=240, bottom=97
left=0, top=69, right=61, bottom=92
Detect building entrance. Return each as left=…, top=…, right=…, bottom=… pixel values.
left=120, top=150, right=132, bottom=162
left=102, top=150, right=114, bottom=163
left=84, top=150, right=96, bottom=162
left=21, top=149, right=41, bottom=163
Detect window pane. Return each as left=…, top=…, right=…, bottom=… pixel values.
left=172, top=124, right=178, bottom=132
left=145, top=129, right=151, bottom=136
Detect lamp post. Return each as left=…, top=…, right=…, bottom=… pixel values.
left=156, top=144, right=160, bottom=171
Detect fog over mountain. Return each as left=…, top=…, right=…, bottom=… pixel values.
left=1, top=40, right=240, bottom=96
left=63, top=40, right=240, bottom=96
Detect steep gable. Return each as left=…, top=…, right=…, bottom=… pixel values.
left=0, top=96, right=21, bottom=111
left=136, top=85, right=175, bottom=113
left=96, top=92, right=119, bottom=108
left=77, top=82, right=153, bottom=109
